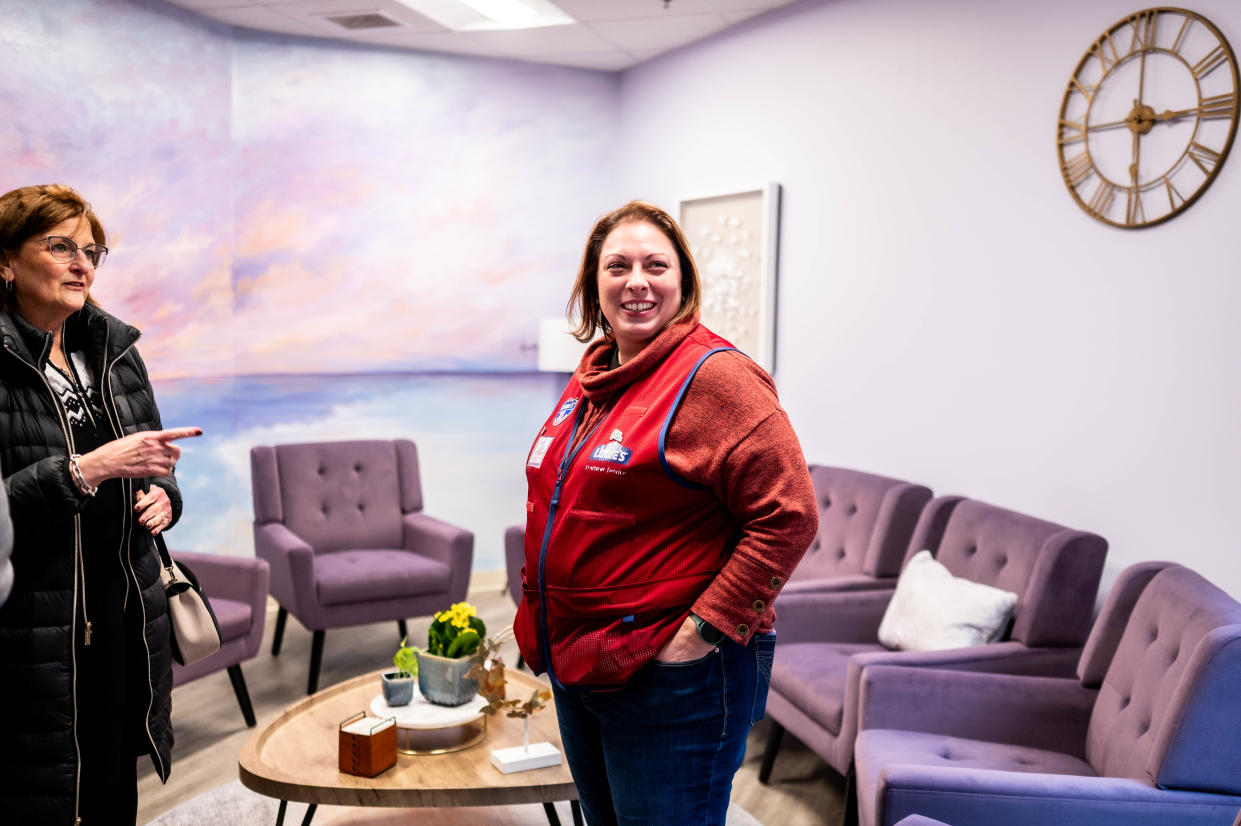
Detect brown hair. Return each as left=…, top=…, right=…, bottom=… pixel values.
left=0, top=184, right=106, bottom=313
left=567, top=201, right=702, bottom=343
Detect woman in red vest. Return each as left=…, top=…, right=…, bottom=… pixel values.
left=515, top=201, right=819, bottom=824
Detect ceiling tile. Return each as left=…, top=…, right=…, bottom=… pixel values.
left=553, top=0, right=716, bottom=22
left=706, top=0, right=787, bottom=10
left=464, top=21, right=616, bottom=57
left=197, top=5, right=324, bottom=36
left=588, top=12, right=729, bottom=53
left=267, top=1, right=450, bottom=34
left=543, top=50, right=637, bottom=71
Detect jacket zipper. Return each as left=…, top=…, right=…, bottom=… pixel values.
left=536, top=401, right=607, bottom=688
left=99, top=330, right=166, bottom=780
left=3, top=336, right=88, bottom=825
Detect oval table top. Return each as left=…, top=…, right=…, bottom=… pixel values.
left=239, top=668, right=577, bottom=809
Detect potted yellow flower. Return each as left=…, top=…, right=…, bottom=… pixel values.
left=418, top=602, right=486, bottom=706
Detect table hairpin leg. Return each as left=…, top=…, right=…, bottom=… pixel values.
left=541, top=800, right=583, bottom=826
left=274, top=800, right=317, bottom=826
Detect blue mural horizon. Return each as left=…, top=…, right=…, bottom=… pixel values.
left=1, top=0, right=618, bottom=572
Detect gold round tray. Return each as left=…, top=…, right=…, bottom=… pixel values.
left=370, top=687, right=490, bottom=755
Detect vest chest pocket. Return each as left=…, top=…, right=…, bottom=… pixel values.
left=564, top=509, right=637, bottom=526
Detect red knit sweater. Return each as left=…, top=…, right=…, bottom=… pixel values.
left=573, top=317, right=818, bottom=643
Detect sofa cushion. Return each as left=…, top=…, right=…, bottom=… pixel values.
left=315, top=550, right=452, bottom=606
left=878, top=551, right=1018, bottom=651
left=771, top=641, right=882, bottom=734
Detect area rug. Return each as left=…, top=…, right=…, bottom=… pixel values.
left=145, top=780, right=764, bottom=825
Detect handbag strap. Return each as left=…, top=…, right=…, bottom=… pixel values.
left=153, top=532, right=173, bottom=569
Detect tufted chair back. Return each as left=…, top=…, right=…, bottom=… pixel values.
left=1085, top=565, right=1241, bottom=793
left=251, top=440, right=423, bottom=554
left=789, top=466, right=932, bottom=584
left=906, top=497, right=1107, bottom=647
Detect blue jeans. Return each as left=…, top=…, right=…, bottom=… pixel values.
left=552, top=632, right=776, bottom=826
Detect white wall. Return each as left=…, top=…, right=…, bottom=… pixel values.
left=617, top=0, right=1241, bottom=599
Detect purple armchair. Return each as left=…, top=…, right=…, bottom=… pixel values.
left=760, top=496, right=1108, bottom=807
left=853, top=563, right=1241, bottom=826
left=170, top=550, right=270, bottom=728
left=251, top=440, right=474, bottom=694
left=784, top=466, right=933, bottom=595
left=504, top=525, right=528, bottom=670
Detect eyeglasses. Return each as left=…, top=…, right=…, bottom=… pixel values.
left=41, top=235, right=108, bottom=269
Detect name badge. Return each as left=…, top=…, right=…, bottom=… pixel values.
left=528, top=436, right=554, bottom=468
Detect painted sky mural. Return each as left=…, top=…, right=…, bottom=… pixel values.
left=1, top=0, right=619, bottom=571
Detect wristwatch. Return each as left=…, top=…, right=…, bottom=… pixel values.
left=690, top=612, right=726, bottom=645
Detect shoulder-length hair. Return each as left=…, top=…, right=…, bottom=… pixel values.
left=567, top=201, right=702, bottom=343
left=0, top=184, right=106, bottom=314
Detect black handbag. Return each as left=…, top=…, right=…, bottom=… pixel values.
left=154, top=534, right=222, bottom=666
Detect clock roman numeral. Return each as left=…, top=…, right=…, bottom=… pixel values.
left=1171, top=16, right=1192, bottom=55
left=1200, top=93, right=1236, bottom=120
left=1058, top=118, right=1086, bottom=145
left=1163, top=177, right=1186, bottom=211
left=1125, top=187, right=1145, bottom=225
left=1088, top=180, right=1116, bottom=215
left=1128, top=10, right=1157, bottom=53
left=1089, top=34, right=1121, bottom=72
left=1069, top=77, right=1096, bottom=104
left=1062, top=153, right=1094, bottom=187
left=1192, top=46, right=1229, bottom=79
left=1187, top=142, right=1221, bottom=174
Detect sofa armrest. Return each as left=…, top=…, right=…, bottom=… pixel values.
left=253, top=522, right=315, bottom=616
left=769, top=585, right=898, bottom=644
left=772, top=588, right=895, bottom=644
left=859, top=664, right=1096, bottom=757
left=403, top=512, right=474, bottom=604
left=172, top=550, right=270, bottom=659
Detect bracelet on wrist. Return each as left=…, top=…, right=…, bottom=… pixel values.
left=68, top=453, right=98, bottom=497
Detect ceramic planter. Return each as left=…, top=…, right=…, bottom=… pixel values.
left=417, top=651, right=478, bottom=706
left=381, top=671, right=415, bottom=706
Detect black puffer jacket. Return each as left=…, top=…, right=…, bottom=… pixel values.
left=0, top=303, right=179, bottom=822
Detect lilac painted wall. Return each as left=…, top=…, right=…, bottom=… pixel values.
left=0, top=0, right=619, bottom=573
left=616, top=0, right=1241, bottom=600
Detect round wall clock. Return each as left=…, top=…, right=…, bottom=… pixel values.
left=1058, top=8, right=1239, bottom=228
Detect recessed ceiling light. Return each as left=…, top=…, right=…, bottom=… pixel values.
left=395, top=0, right=572, bottom=31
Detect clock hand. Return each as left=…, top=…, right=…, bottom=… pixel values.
left=1154, top=106, right=1198, bottom=122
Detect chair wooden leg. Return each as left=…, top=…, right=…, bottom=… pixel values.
left=542, top=802, right=562, bottom=826
left=759, top=720, right=785, bottom=784
left=842, top=766, right=859, bottom=826
left=570, top=800, right=583, bottom=826
left=307, top=630, right=325, bottom=695
left=227, top=664, right=257, bottom=728
left=398, top=619, right=408, bottom=640
left=271, top=606, right=288, bottom=656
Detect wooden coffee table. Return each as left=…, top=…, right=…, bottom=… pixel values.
left=239, top=669, right=580, bottom=826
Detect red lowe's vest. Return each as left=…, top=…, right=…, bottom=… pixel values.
left=514, top=325, right=738, bottom=688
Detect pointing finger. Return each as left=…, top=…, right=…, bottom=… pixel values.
left=153, top=427, right=203, bottom=443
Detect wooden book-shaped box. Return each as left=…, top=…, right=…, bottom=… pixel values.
left=338, top=712, right=397, bottom=778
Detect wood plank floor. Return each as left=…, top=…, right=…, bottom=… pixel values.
left=138, top=586, right=842, bottom=824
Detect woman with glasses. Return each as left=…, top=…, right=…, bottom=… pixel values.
left=0, top=183, right=201, bottom=823
left=513, top=201, right=819, bottom=824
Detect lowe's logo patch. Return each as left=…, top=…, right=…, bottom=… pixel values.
left=590, top=442, right=632, bottom=464
left=553, top=397, right=578, bottom=426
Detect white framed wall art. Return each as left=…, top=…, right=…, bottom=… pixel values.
left=678, top=183, right=781, bottom=373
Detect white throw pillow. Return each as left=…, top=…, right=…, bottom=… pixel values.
left=877, top=550, right=1019, bottom=651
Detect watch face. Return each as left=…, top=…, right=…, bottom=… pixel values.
left=1058, top=8, right=1239, bottom=227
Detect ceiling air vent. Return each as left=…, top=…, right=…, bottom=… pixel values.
left=324, top=13, right=401, bottom=30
